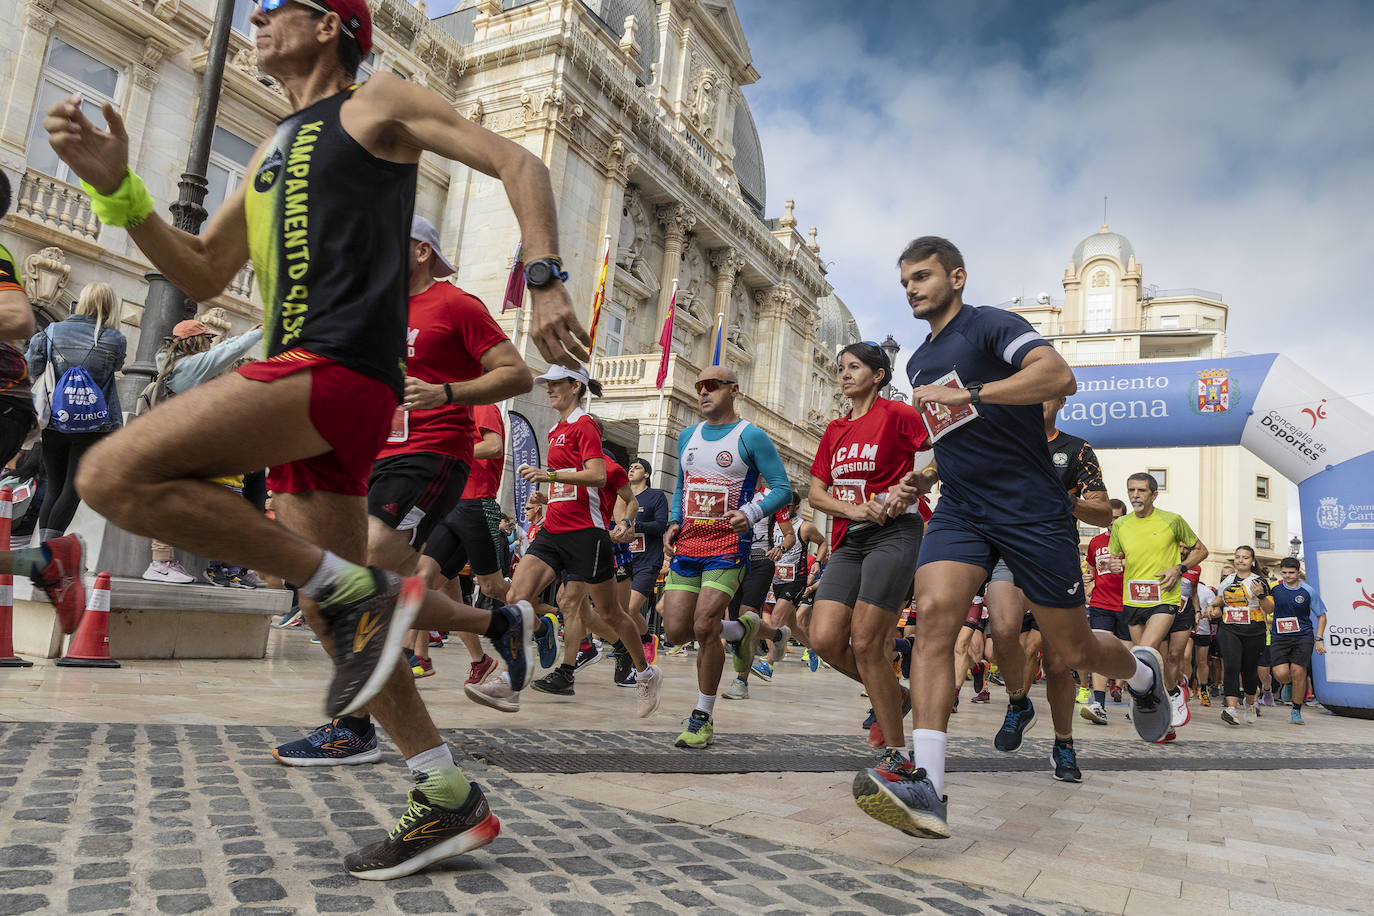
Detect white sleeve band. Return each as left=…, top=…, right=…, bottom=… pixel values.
left=740, top=501, right=765, bottom=526
left=1002, top=330, right=1043, bottom=365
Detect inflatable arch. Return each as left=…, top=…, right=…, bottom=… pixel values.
left=1055, top=354, right=1374, bottom=719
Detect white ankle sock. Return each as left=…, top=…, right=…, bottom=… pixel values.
left=912, top=729, right=947, bottom=796
left=696, top=692, right=717, bottom=716
left=720, top=620, right=744, bottom=641
left=1126, top=658, right=1154, bottom=693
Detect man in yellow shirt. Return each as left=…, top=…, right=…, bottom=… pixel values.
left=1106, top=472, right=1208, bottom=736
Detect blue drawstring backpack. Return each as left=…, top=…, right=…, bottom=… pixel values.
left=47, top=323, right=110, bottom=434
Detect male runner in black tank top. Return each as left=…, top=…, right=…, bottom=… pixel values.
left=45, top=0, right=589, bottom=882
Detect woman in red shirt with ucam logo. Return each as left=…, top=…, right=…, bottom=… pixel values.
left=807, top=342, right=937, bottom=826
left=465, top=364, right=662, bottom=717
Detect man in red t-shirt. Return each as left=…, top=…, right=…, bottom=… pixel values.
left=274, top=217, right=532, bottom=764
left=1081, top=497, right=1129, bottom=723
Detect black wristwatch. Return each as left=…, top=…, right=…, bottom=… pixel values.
left=967, top=383, right=983, bottom=407
left=525, top=257, right=568, bottom=289
left=1177, top=563, right=1188, bottom=575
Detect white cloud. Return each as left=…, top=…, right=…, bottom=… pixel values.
left=736, top=0, right=1374, bottom=419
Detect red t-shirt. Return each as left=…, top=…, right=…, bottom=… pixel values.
left=461, top=404, right=505, bottom=500
left=810, top=398, right=931, bottom=549
left=374, top=282, right=508, bottom=464
left=598, top=457, right=630, bottom=524
left=544, top=408, right=605, bottom=533
left=1087, top=531, right=1124, bottom=612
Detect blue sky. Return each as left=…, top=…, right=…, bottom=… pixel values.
left=731, top=0, right=1374, bottom=415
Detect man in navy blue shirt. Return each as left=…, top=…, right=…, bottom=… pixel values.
left=852, top=237, right=1171, bottom=842
left=1270, top=556, right=1327, bottom=724
left=611, top=458, right=670, bottom=685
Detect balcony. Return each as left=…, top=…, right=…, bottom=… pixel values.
left=227, top=262, right=256, bottom=301
left=1032, top=316, right=1223, bottom=337
left=11, top=169, right=102, bottom=247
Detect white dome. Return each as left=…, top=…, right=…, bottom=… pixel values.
left=1072, top=224, right=1135, bottom=269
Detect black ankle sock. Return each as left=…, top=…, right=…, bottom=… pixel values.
left=1010, top=695, right=1030, bottom=710
left=558, top=663, right=574, bottom=675
left=483, top=611, right=510, bottom=640
left=338, top=714, right=370, bottom=732
left=612, top=640, right=627, bottom=654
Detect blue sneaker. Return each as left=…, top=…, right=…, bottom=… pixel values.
left=852, top=750, right=951, bottom=839
left=861, top=708, right=877, bottom=731
left=535, top=613, right=559, bottom=669
left=273, top=719, right=381, bottom=767
left=487, top=601, right=536, bottom=691
left=1280, top=683, right=1293, bottom=704
left=803, top=648, right=819, bottom=672
left=750, top=658, right=773, bottom=681
left=1051, top=739, right=1082, bottom=782
left=1290, top=707, right=1305, bottom=725
left=994, top=698, right=1036, bottom=751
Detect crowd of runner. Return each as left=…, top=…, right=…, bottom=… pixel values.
left=16, top=0, right=1333, bottom=885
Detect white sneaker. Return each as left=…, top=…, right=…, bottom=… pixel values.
left=1221, top=706, right=1242, bottom=726
left=142, top=560, right=195, bottom=584
left=1169, top=688, right=1191, bottom=728
left=1080, top=702, right=1108, bottom=725
left=464, top=673, right=520, bottom=713
left=1243, top=703, right=1258, bottom=725
left=635, top=664, right=662, bottom=718
left=722, top=677, right=749, bottom=700
left=769, top=626, right=791, bottom=664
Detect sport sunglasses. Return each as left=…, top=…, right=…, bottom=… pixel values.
left=257, top=0, right=356, bottom=38
left=694, top=379, right=736, bottom=394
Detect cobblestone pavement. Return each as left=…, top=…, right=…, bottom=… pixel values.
left=0, top=722, right=1083, bottom=916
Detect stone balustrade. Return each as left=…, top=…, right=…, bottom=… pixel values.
left=14, top=169, right=101, bottom=243
left=227, top=262, right=256, bottom=300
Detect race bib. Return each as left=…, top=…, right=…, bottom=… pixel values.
left=765, top=589, right=776, bottom=605
left=830, top=479, right=868, bottom=506
left=387, top=407, right=408, bottom=443
left=776, top=563, right=796, bottom=581
left=548, top=471, right=579, bottom=503
left=920, top=369, right=980, bottom=443
left=1224, top=606, right=1251, bottom=625
left=630, top=534, right=646, bottom=553
left=1096, top=553, right=1115, bottom=573
left=685, top=485, right=729, bottom=521
left=1275, top=617, right=1300, bottom=635
left=1128, top=579, right=1161, bottom=603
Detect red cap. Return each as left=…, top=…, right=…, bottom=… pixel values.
left=324, top=0, right=372, bottom=57
left=172, top=319, right=215, bottom=341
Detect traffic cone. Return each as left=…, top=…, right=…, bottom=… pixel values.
left=0, top=485, right=33, bottom=668
left=56, top=572, right=119, bottom=668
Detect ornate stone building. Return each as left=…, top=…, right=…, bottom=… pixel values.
left=1, top=0, right=857, bottom=500
left=1009, top=225, right=1290, bottom=577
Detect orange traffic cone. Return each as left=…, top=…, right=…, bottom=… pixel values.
left=57, top=571, right=119, bottom=668
left=0, top=485, right=33, bottom=667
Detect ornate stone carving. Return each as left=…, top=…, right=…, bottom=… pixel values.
left=152, top=0, right=178, bottom=23
left=655, top=203, right=697, bottom=241
left=619, top=15, right=641, bottom=58
left=464, top=99, right=484, bottom=125
left=806, top=226, right=820, bottom=254
left=1092, top=269, right=1110, bottom=288
left=779, top=198, right=797, bottom=230
left=23, top=246, right=71, bottom=307
left=690, top=67, right=718, bottom=131
left=199, top=306, right=231, bottom=332
left=710, top=246, right=742, bottom=278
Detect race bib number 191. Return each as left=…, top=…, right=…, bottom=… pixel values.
left=1128, top=579, right=1161, bottom=604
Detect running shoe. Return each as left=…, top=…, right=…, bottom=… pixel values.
left=994, top=699, right=1036, bottom=752
left=674, top=710, right=714, bottom=749
left=1221, top=706, right=1242, bottom=726
left=802, top=648, right=820, bottom=672
left=466, top=655, right=496, bottom=686
left=852, top=750, right=950, bottom=839
left=320, top=569, right=424, bottom=718
left=769, top=627, right=790, bottom=665
left=412, top=657, right=435, bottom=679
left=665, top=642, right=689, bottom=657
left=1051, top=740, right=1082, bottom=783
left=205, top=563, right=234, bottom=587
left=641, top=633, right=658, bottom=666
left=1169, top=688, right=1191, bottom=728
left=1244, top=703, right=1258, bottom=724
left=1261, top=689, right=1275, bottom=707
left=727, top=612, right=762, bottom=675
left=142, top=559, right=195, bottom=584
left=1110, top=685, right=1123, bottom=704
left=1209, top=684, right=1221, bottom=698
left=750, top=658, right=773, bottom=681
left=1080, top=702, right=1108, bottom=725
left=613, top=648, right=633, bottom=686
left=346, top=783, right=500, bottom=880
left=1126, top=646, right=1171, bottom=744
left=1075, top=686, right=1090, bottom=705
left=273, top=719, right=381, bottom=766
left=428, top=632, right=444, bottom=648
left=971, top=661, right=986, bottom=694
left=33, top=534, right=86, bottom=634
left=272, top=607, right=303, bottom=629
left=1154, top=729, right=1177, bottom=744
left=574, top=643, right=600, bottom=670
left=951, top=690, right=959, bottom=714
left=722, top=677, right=749, bottom=700
left=241, top=570, right=268, bottom=589
left=972, top=689, right=991, bottom=703
left=988, top=669, right=1005, bottom=688
left=532, top=666, right=575, bottom=696
left=464, top=673, right=520, bottom=712
left=635, top=664, right=662, bottom=717
left=1279, top=683, right=1293, bottom=704
left=535, top=613, right=559, bottom=669
left=486, top=601, right=536, bottom=692
left=1291, top=707, right=1305, bottom=725
left=616, top=669, right=637, bottom=688
left=861, top=708, right=877, bottom=731
left=1199, top=690, right=1211, bottom=708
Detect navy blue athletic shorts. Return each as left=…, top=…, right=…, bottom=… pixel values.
left=918, top=509, right=1085, bottom=610
left=628, top=554, right=658, bottom=595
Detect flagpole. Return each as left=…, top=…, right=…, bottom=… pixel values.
left=584, top=233, right=611, bottom=410
left=651, top=278, right=679, bottom=489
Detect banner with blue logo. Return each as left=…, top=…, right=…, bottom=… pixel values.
left=508, top=411, right=540, bottom=523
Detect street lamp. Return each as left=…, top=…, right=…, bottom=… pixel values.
left=1289, top=535, right=1302, bottom=558
left=878, top=334, right=904, bottom=401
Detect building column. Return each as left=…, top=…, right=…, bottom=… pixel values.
left=708, top=246, right=740, bottom=363
left=655, top=202, right=697, bottom=325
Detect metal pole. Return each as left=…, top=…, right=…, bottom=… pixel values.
left=118, top=0, right=236, bottom=412
left=651, top=365, right=669, bottom=490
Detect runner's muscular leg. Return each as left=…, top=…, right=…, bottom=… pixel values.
left=691, top=586, right=732, bottom=695
left=851, top=602, right=907, bottom=749
left=1041, top=643, right=1076, bottom=737
left=368, top=516, right=421, bottom=577
left=912, top=562, right=988, bottom=733
left=76, top=371, right=333, bottom=584
left=273, top=491, right=442, bottom=757
left=589, top=576, right=648, bottom=668
left=986, top=581, right=1028, bottom=699
left=809, top=600, right=864, bottom=683
left=1031, top=605, right=1137, bottom=681
left=660, top=587, right=697, bottom=647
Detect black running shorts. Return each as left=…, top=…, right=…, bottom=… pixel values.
left=1169, top=603, right=1197, bottom=635
left=423, top=497, right=505, bottom=579
left=367, top=453, right=469, bottom=548
left=526, top=526, right=615, bottom=584
left=730, top=555, right=776, bottom=614
left=1125, top=604, right=1175, bottom=627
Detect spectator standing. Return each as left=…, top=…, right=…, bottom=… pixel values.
left=26, top=281, right=126, bottom=540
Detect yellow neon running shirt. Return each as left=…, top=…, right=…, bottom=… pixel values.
left=1107, top=508, right=1198, bottom=608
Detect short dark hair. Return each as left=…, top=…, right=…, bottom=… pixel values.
left=304, top=8, right=362, bottom=78
left=0, top=169, right=11, bottom=216
left=1280, top=557, right=1300, bottom=570
left=838, top=340, right=891, bottom=390
left=1127, top=472, right=1158, bottom=493
left=790, top=490, right=802, bottom=509
left=1109, top=498, right=1127, bottom=513
left=897, top=236, right=964, bottom=274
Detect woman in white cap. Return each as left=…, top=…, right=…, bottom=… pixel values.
left=466, top=363, right=662, bottom=716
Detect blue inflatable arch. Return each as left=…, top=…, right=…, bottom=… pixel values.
left=1056, top=354, right=1374, bottom=718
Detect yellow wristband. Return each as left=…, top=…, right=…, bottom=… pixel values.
left=548, top=470, right=557, bottom=484
left=80, top=169, right=155, bottom=228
